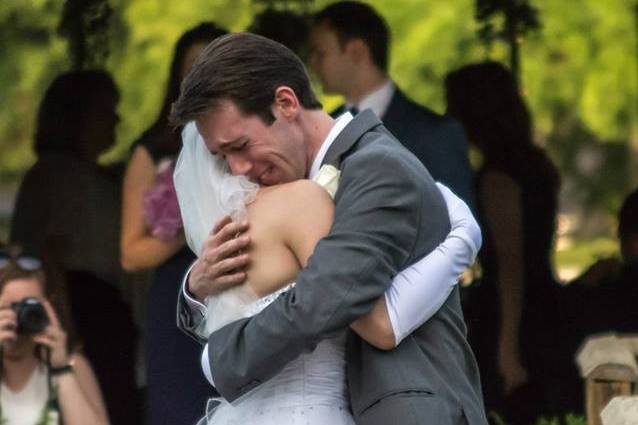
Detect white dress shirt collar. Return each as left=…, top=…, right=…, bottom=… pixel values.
left=309, top=111, right=353, bottom=179
left=346, top=79, right=395, bottom=119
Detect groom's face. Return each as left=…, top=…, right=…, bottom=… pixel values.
left=196, top=100, right=308, bottom=185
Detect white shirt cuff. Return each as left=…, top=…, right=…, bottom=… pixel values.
left=201, top=343, right=215, bottom=386
left=182, top=262, right=207, bottom=318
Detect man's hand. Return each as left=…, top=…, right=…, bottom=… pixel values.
left=188, top=216, right=251, bottom=301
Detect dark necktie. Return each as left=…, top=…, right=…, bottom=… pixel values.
left=347, top=105, right=359, bottom=115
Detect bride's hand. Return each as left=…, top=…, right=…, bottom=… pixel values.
left=188, top=216, right=251, bottom=301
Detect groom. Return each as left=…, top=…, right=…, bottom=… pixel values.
left=171, top=33, right=486, bottom=424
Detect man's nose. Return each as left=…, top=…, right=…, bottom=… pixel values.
left=226, top=155, right=252, bottom=176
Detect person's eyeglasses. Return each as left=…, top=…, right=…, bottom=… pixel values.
left=0, top=251, right=42, bottom=271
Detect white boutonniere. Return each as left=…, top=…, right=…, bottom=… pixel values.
left=313, top=164, right=341, bottom=199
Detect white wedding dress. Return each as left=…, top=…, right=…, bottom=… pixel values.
left=196, top=285, right=355, bottom=425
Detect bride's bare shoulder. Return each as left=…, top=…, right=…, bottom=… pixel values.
left=248, top=180, right=334, bottom=224
left=254, top=180, right=333, bottom=208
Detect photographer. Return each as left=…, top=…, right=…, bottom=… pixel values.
left=0, top=250, right=109, bottom=425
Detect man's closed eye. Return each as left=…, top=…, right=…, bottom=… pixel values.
left=231, top=142, right=248, bottom=152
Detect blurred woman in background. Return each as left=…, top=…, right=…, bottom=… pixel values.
left=446, top=61, right=562, bottom=422
left=0, top=246, right=109, bottom=425
left=10, top=70, right=138, bottom=424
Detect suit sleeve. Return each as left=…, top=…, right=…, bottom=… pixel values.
left=175, top=263, right=208, bottom=345
left=207, top=145, right=445, bottom=401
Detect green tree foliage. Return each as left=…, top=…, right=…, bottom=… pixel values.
left=0, top=0, right=636, bottom=217
left=58, top=0, right=113, bottom=70
left=523, top=0, right=636, bottom=214
left=0, top=0, right=67, bottom=178
left=475, top=0, right=541, bottom=79
left=524, top=0, right=635, bottom=142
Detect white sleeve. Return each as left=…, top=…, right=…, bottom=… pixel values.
left=182, top=262, right=207, bottom=319
left=385, top=183, right=482, bottom=346
left=201, top=343, right=215, bottom=386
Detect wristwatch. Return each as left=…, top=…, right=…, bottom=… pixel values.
left=50, top=358, right=75, bottom=376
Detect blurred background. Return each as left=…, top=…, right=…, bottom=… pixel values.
left=0, top=0, right=635, bottom=282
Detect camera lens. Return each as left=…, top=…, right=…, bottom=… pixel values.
left=12, top=297, right=50, bottom=335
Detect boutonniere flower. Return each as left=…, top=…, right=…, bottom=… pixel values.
left=313, top=164, right=341, bottom=199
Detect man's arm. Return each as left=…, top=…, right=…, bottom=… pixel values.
left=207, top=144, right=450, bottom=401
left=176, top=263, right=207, bottom=344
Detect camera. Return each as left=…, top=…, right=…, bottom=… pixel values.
left=10, top=297, right=49, bottom=335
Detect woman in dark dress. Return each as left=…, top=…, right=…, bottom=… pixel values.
left=120, top=23, right=227, bottom=425
left=11, top=71, right=139, bottom=424
left=445, top=62, right=563, bottom=423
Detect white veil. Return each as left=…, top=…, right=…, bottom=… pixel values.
left=173, top=122, right=260, bottom=338
left=173, top=122, right=259, bottom=257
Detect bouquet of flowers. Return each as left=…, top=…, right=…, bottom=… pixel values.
left=143, top=160, right=183, bottom=241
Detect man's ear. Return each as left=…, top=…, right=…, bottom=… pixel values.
left=273, top=86, right=300, bottom=120
left=346, top=38, right=369, bottom=64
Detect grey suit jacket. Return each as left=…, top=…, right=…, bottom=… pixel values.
left=180, top=111, right=487, bottom=425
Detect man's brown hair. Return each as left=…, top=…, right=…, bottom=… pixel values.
left=170, top=32, right=322, bottom=126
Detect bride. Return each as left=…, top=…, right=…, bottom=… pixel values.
left=174, top=122, right=481, bottom=424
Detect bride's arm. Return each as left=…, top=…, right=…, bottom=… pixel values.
left=283, top=180, right=335, bottom=269
left=350, top=184, right=481, bottom=349
left=120, top=146, right=185, bottom=272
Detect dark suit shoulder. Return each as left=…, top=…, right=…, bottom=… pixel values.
left=390, top=89, right=458, bottom=129
left=338, top=126, right=441, bottom=212
left=382, top=88, right=475, bottom=209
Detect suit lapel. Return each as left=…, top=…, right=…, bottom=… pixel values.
left=322, top=110, right=383, bottom=168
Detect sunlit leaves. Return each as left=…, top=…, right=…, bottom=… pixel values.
left=0, top=0, right=635, bottom=191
